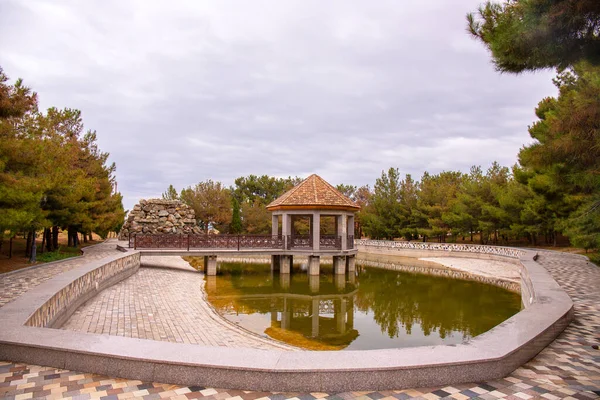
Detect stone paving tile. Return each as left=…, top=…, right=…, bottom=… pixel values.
left=61, top=266, right=293, bottom=350
left=1, top=249, right=599, bottom=398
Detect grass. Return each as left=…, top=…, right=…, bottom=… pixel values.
left=587, top=253, right=600, bottom=267
left=36, top=246, right=82, bottom=263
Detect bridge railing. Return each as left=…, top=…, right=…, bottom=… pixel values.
left=131, top=234, right=285, bottom=250
left=130, top=234, right=348, bottom=250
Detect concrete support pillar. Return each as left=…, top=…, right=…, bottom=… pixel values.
left=333, top=256, right=346, bottom=275
left=271, top=255, right=280, bottom=272
left=308, top=255, right=320, bottom=275
left=280, top=255, right=292, bottom=274
left=311, top=212, right=320, bottom=251
left=309, top=275, right=320, bottom=293
left=279, top=272, right=290, bottom=289
left=311, top=298, right=319, bottom=337
left=204, top=255, right=217, bottom=276
left=346, top=255, right=356, bottom=274
left=337, top=214, right=348, bottom=250
left=334, top=273, right=346, bottom=292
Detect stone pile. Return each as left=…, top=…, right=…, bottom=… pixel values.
left=118, top=199, right=201, bottom=240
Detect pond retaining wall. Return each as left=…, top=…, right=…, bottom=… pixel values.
left=0, top=241, right=573, bottom=392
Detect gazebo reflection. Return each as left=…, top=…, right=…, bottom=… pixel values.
left=206, top=271, right=359, bottom=349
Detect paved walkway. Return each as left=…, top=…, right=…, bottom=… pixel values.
left=0, top=248, right=599, bottom=399
left=61, top=258, right=293, bottom=350
left=0, top=241, right=121, bottom=307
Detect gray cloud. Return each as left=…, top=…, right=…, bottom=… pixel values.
left=0, top=0, right=557, bottom=210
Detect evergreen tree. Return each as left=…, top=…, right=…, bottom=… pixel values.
left=162, top=184, right=178, bottom=200
left=468, top=0, right=600, bottom=72
left=230, top=197, right=242, bottom=234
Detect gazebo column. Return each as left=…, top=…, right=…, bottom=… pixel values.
left=337, top=214, right=347, bottom=250
left=311, top=212, right=320, bottom=251
left=346, top=214, right=360, bottom=244
left=281, top=212, right=292, bottom=250
left=271, top=214, right=279, bottom=236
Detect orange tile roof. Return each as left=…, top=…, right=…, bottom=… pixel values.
left=266, top=174, right=360, bottom=211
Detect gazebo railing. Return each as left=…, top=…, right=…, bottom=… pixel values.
left=320, top=235, right=342, bottom=250
left=347, top=235, right=354, bottom=249
left=287, top=235, right=313, bottom=249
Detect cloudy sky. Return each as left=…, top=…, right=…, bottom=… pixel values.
left=1, top=0, right=557, bottom=211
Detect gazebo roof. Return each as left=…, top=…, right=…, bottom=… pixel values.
left=266, top=174, right=360, bottom=212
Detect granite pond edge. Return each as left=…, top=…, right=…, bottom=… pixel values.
left=0, top=241, right=574, bottom=392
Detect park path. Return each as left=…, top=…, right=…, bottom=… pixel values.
left=0, top=240, right=120, bottom=307
left=0, top=247, right=598, bottom=399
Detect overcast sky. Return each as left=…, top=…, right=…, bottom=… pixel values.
left=0, top=0, right=558, bottom=211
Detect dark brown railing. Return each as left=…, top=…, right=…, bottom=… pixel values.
left=130, top=234, right=350, bottom=251
left=347, top=235, right=354, bottom=249
left=320, top=235, right=342, bottom=250
left=132, top=234, right=285, bottom=250
left=287, top=235, right=313, bottom=249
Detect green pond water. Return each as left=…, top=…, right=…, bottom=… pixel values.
left=204, top=262, right=522, bottom=351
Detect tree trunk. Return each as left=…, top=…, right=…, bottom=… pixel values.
left=9, top=236, right=13, bottom=258
left=553, top=231, right=557, bottom=247
left=88, top=233, right=93, bottom=242
left=52, top=226, right=59, bottom=250
left=25, top=231, right=33, bottom=257
left=29, top=230, right=37, bottom=263
left=45, top=228, right=53, bottom=252
left=40, top=230, right=46, bottom=254
left=83, top=232, right=88, bottom=243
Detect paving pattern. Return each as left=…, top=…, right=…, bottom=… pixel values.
left=61, top=265, right=293, bottom=350
left=0, top=247, right=599, bottom=399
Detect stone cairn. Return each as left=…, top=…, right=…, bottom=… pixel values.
left=118, top=199, right=202, bottom=240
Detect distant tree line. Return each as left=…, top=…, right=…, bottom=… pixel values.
left=163, top=61, right=599, bottom=252
left=0, top=67, right=125, bottom=258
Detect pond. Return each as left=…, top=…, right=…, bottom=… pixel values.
left=204, top=262, right=522, bottom=351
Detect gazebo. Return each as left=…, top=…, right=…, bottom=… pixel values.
left=266, top=174, right=360, bottom=276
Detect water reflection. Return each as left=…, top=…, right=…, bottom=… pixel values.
left=204, top=263, right=521, bottom=350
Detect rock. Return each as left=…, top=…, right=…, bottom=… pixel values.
left=118, top=199, right=201, bottom=240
